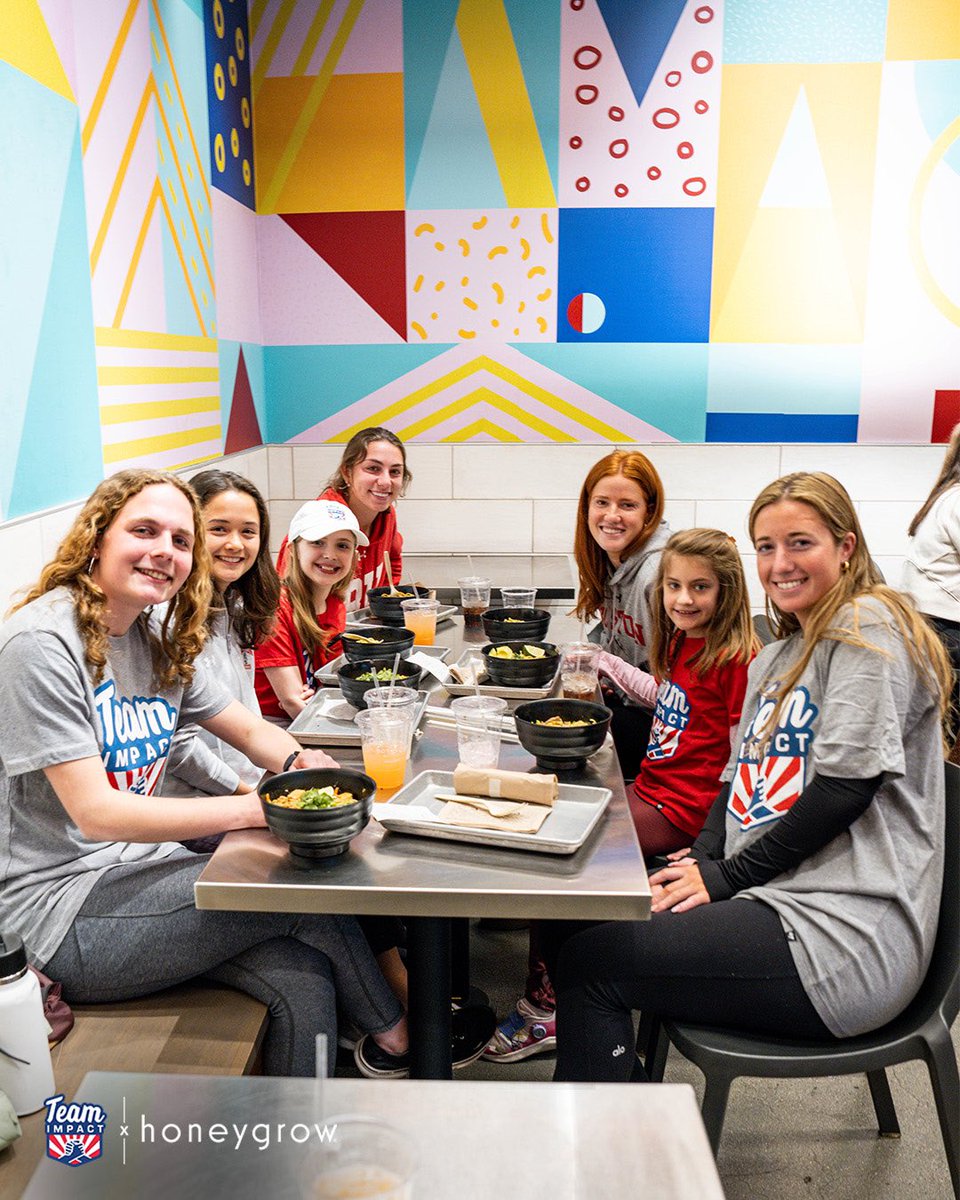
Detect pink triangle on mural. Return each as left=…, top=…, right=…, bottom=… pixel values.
left=225, top=348, right=262, bottom=453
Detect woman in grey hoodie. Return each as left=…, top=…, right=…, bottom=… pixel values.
left=573, top=449, right=672, bottom=781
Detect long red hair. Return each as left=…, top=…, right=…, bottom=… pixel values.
left=574, top=450, right=665, bottom=620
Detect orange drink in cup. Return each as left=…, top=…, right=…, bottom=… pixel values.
left=355, top=709, right=409, bottom=792
left=401, top=598, right=439, bottom=646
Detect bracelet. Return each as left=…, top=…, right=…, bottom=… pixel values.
left=282, top=751, right=299, bottom=773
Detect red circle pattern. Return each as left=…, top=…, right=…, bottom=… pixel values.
left=678, top=142, right=693, bottom=159
left=574, top=45, right=602, bottom=70
left=608, top=106, right=624, bottom=121
left=665, top=70, right=681, bottom=87
left=683, top=177, right=706, bottom=196
left=609, top=139, right=629, bottom=159
left=647, top=166, right=661, bottom=180
left=614, top=183, right=629, bottom=197
left=692, top=51, right=713, bottom=74
left=695, top=6, right=714, bottom=22
left=576, top=176, right=590, bottom=192
left=576, top=84, right=599, bottom=104
left=653, top=107, right=680, bottom=129
left=569, top=136, right=583, bottom=149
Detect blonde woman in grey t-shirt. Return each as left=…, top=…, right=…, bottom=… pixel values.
left=0, top=468, right=408, bottom=1077
left=554, top=472, right=951, bottom=1081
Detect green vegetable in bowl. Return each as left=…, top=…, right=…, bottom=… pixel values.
left=267, top=786, right=356, bottom=810
left=356, top=667, right=403, bottom=682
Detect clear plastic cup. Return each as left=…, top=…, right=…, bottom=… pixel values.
left=401, top=597, right=440, bottom=645
left=457, top=577, right=492, bottom=629
left=560, top=641, right=600, bottom=701
left=364, top=686, right=421, bottom=751
left=303, top=1115, right=416, bottom=1199
left=450, top=695, right=508, bottom=769
left=500, top=587, right=536, bottom=610
left=355, top=709, right=410, bottom=791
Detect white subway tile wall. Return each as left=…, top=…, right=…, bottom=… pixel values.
left=0, top=443, right=943, bottom=614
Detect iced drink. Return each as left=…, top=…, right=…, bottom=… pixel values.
left=401, top=598, right=439, bottom=645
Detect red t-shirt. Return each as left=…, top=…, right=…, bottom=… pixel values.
left=276, top=487, right=403, bottom=611
left=632, top=638, right=752, bottom=839
left=254, top=588, right=345, bottom=720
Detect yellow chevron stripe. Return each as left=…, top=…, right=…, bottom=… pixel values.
left=153, top=87, right=215, bottom=294
left=98, top=365, right=218, bottom=385
left=260, top=0, right=364, bottom=212
left=100, top=397, right=219, bottom=424
left=396, top=387, right=576, bottom=442
left=333, top=355, right=630, bottom=444
left=151, top=0, right=212, bottom=209
left=292, top=0, right=336, bottom=76
left=81, top=0, right=140, bottom=152
left=112, top=178, right=161, bottom=327
left=96, top=327, right=215, bottom=351
left=440, top=417, right=522, bottom=443
left=157, top=182, right=209, bottom=335
left=103, top=425, right=221, bottom=465
left=249, top=0, right=269, bottom=39
left=252, top=0, right=297, bottom=96
left=456, top=0, right=555, bottom=207
left=89, top=76, right=153, bottom=274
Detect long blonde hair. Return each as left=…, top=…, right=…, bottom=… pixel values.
left=573, top=450, right=665, bottom=620
left=283, top=536, right=357, bottom=655
left=909, top=423, right=960, bottom=536
left=750, top=472, right=953, bottom=738
left=648, top=529, right=759, bottom=680
left=10, top=469, right=211, bottom=687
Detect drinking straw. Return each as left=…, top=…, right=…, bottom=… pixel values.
left=468, top=554, right=477, bottom=576
left=388, top=652, right=401, bottom=703
left=411, top=581, right=420, bottom=598
left=384, top=552, right=399, bottom=595
left=362, top=660, right=386, bottom=705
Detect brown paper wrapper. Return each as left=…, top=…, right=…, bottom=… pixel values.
left=437, top=800, right=551, bottom=834
left=452, top=765, right=558, bottom=807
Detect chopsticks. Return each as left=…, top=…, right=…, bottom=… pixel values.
left=423, top=705, right=521, bottom=743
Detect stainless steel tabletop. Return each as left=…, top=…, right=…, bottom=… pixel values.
left=195, top=607, right=650, bottom=922
left=22, top=1071, right=726, bottom=1199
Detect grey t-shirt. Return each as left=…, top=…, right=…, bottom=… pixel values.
left=160, top=608, right=263, bottom=796
left=722, top=598, right=944, bottom=1037
left=0, top=588, right=230, bottom=967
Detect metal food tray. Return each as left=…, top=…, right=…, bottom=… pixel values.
left=288, top=690, right=430, bottom=747
left=373, top=770, right=611, bottom=855
left=314, top=646, right=450, bottom=687
left=346, top=604, right=458, bottom=628
left=443, top=650, right=561, bottom=700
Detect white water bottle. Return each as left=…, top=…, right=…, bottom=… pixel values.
left=0, top=932, right=56, bottom=1115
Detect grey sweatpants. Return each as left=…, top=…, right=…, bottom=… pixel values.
left=44, top=852, right=403, bottom=1076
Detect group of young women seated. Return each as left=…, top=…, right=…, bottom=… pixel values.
left=0, top=426, right=954, bottom=1085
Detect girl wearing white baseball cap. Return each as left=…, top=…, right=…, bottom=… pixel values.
left=255, top=500, right=368, bottom=723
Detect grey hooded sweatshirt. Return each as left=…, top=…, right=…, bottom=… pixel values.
left=598, top=520, right=672, bottom=675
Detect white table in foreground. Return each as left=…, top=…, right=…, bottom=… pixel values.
left=22, top=1071, right=726, bottom=1199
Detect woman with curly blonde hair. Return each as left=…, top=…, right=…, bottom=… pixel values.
left=555, top=471, right=952, bottom=1081
left=0, top=469, right=408, bottom=1076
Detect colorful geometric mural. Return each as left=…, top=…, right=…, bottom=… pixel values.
left=3, top=1, right=960, bottom=523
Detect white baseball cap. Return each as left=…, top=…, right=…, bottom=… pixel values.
left=288, top=500, right=369, bottom=547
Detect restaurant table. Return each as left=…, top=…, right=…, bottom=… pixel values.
left=22, top=1071, right=726, bottom=1199
left=195, top=607, right=651, bottom=1079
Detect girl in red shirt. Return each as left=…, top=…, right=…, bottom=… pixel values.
left=255, top=499, right=368, bottom=723
left=623, top=527, right=759, bottom=856
left=276, top=428, right=410, bottom=611
left=485, top=529, right=758, bottom=1064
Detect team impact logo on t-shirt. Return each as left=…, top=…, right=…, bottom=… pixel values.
left=94, top=679, right=178, bottom=796
left=646, top=679, right=690, bottom=761
left=729, top=686, right=817, bottom=829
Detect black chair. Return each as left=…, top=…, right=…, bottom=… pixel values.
left=645, top=761, right=959, bottom=1197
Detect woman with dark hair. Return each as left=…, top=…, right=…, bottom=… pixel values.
left=162, top=469, right=279, bottom=797
left=277, top=428, right=411, bottom=610
left=0, top=468, right=408, bottom=1076
left=903, top=424, right=960, bottom=741
left=554, top=471, right=952, bottom=1082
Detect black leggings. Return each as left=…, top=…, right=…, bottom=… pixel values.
left=554, top=898, right=832, bottom=1082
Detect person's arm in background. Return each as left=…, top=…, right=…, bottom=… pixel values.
left=596, top=651, right=658, bottom=706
